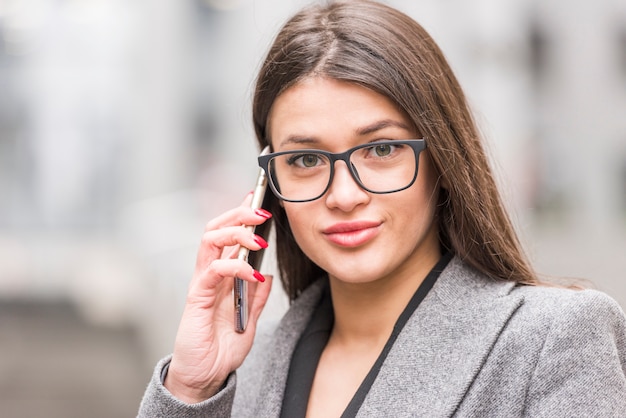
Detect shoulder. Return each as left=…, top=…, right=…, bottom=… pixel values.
left=512, top=281, right=626, bottom=335
left=438, top=256, right=626, bottom=331
left=437, top=260, right=626, bottom=416
left=513, top=286, right=626, bottom=414
left=435, top=257, right=626, bottom=363
left=510, top=284, right=626, bottom=366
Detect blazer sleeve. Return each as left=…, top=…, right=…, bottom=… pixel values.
left=523, top=290, right=626, bottom=417
left=136, top=355, right=236, bottom=418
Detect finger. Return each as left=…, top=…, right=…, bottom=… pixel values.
left=242, top=190, right=254, bottom=207
left=222, top=245, right=239, bottom=260
left=203, top=227, right=268, bottom=252
left=190, top=258, right=265, bottom=295
left=204, top=204, right=272, bottom=232
left=247, top=274, right=274, bottom=328
left=196, top=226, right=269, bottom=269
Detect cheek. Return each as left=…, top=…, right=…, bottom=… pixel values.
left=399, top=158, right=441, bottom=232
left=418, top=154, right=441, bottom=206
left=283, top=204, right=314, bottom=248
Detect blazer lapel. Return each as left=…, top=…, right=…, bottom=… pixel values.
left=357, top=257, right=524, bottom=417
left=252, top=279, right=328, bottom=417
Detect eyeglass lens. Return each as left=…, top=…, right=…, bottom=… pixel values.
left=268, top=142, right=418, bottom=202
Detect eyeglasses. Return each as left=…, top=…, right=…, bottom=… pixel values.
left=258, top=139, right=426, bottom=202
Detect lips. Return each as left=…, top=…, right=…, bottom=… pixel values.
left=322, top=221, right=382, bottom=247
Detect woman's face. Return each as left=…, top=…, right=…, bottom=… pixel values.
left=267, top=77, right=441, bottom=286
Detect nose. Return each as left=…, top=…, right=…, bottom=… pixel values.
left=324, top=160, right=370, bottom=211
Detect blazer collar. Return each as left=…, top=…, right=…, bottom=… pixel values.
left=252, top=278, right=328, bottom=417
left=254, top=257, right=523, bottom=417
left=358, top=257, right=523, bottom=417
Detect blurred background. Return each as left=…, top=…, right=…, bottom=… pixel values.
left=0, top=0, right=625, bottom=416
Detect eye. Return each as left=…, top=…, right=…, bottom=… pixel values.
left=287, top=153, right=322, bottom=168
left=364, top=142, right=404, bottom=158
left=373, top=144, right=393, bottom=157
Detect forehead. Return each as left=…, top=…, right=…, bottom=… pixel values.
left=267, top=77, right=415, bottom=149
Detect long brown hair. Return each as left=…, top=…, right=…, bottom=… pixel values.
left=252, top=0, right=537, bottom=300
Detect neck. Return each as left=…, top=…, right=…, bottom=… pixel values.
left=327, top=248, right=441, bottom=348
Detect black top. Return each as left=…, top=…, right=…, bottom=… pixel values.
left=280, top=252, right=453, bottom=418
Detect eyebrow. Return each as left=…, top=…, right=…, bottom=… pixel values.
left=276, top=119, right=413, bottom=148
left=355, top=119, right=413, bottom=136
left=277, top=135, right=319, bottom=148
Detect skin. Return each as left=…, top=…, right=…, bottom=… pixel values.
left=165, top=77, right=442, bottom=414
left=268, top=77, right=442, bottom=417
left=164, top=198, right=273, bottom=403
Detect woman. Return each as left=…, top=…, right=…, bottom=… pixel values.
left=138, top=1, right=626, bottom=416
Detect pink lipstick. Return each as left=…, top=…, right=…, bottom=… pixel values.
left=322, top=221, right=381, bottom=247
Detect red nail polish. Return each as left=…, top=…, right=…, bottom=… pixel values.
left=255, top=209, right=272, bottom=219
left=253, top=235, right=268, bottom=249
left=253, top=270, right=266, bottom=282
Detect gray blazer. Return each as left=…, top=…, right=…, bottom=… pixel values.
left=138, top=257, right=626, bottom=417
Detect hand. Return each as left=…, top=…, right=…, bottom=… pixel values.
left=164, top=196, right=273, bottom=404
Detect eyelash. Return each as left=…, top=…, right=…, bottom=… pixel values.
left=286, top=153, right=325, bottom=167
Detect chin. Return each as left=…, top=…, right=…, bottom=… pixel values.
left=325, top=262, right=393, bottom=285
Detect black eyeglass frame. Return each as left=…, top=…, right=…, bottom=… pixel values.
left=257, top=139, right=427, bottom=203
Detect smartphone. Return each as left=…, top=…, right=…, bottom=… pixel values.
left=234, top=146, right=270, bottom=333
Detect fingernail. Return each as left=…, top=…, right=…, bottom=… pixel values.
left=253, top=235, right=268, bottom=249
left=253, top=270, right=266, bottom=282
left=254, top=209, right=272, bottom=219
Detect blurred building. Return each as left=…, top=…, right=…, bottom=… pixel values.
left=0, top=0, right=625, bottom=416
